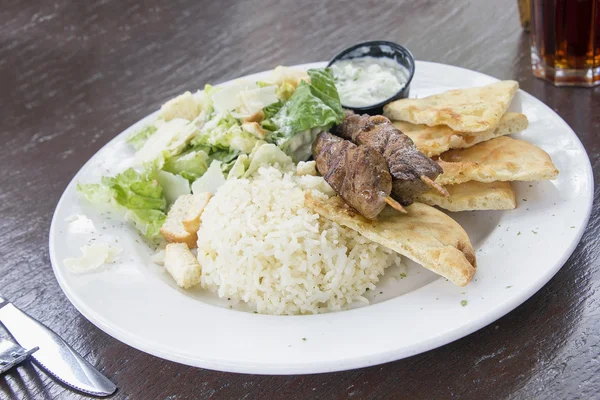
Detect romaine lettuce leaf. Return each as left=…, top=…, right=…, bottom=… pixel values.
left=77, top=183, right=115, bottom=205
left=100, top=168, right=166, bottom=211
left=260, top=101, right=284, bottom=133
left=124, top=209, right=166, bottom=238
left=263, top=101, right=284, bottom=120
left=271, top=82, right=339, bottom=138
left=162, top=147, right=211, bottom=181
left=306, top=68, right=344, bottom=120
left=243, top=143, right=294, bottom=177
left=268, top=68, right=343, bottom=161
left=78, top=167, right=167, bottom=238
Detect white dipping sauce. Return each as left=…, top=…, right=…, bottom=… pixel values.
left=330, top=57, right=410, bottom=107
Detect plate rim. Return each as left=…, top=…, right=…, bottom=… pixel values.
left=48, top=61, right=595, bottom=374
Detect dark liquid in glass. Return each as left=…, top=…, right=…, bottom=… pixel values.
left=531, top=0, right=600, bottom=86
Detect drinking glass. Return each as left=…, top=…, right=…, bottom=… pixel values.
left=529, top=0, right=600, bottom=87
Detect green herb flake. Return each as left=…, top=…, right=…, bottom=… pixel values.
left=506, top=286, right=512, bottom=289
left=460, top=300, right=468, bottom=307
left=570, top=226, right=575, bottom=228
left=400, top=272, right=407, bottom=278
left=302, top=337, right=307, bottom=341
left=532, top=230, right=537, bottom=235
left=517, top=231, right=521, bottom=236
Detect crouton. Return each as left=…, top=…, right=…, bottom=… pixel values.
left=164, top=243, right=201, bottom=289
left=160, top=194, right=200, bottom=248
left=242, top=122, right=266, bottom=140
left=182, top=192, right=213, bottom=234
left=242, top=109, right=264, bottom=124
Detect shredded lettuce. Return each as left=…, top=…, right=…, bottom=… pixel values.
left=191, top=112, right=258, bottom=154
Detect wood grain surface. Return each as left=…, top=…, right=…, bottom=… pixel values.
left=1, top=0, right=599, bottom=399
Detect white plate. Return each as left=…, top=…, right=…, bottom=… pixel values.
left=49, top=62, right=594, bottom=374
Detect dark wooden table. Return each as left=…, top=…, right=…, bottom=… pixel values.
left=1, top=1, right=599, bottom=399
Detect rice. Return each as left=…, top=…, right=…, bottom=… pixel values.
left=196, top=166, right=401, bottom=315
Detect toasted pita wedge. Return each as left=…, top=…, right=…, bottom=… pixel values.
left=305, top=193, right=476, bottom=286
left=436, top=136, right=559, bottom=185
left=393, top=112, right=528, bottom=157
left=384, top=81, right=519, bottom=132
left=418, top=181, right=516, bottom=212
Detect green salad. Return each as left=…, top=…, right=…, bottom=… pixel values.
left=78, top=67, right=344, bottom=238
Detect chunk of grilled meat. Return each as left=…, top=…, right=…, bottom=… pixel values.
left=312, top=132, right=392, bottom=219
left=334, top=112, right=444, bottom=206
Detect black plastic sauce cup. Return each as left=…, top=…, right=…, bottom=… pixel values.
left=327, top=40, right=416, bottom=115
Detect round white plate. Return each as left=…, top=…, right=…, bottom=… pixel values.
left=49, top=62, right=594, bottom=374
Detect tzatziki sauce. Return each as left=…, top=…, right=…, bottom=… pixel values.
left=330, top=57, right=410, bottom=107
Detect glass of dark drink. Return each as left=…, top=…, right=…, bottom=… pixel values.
left=530, top=0, right=600, bottom=87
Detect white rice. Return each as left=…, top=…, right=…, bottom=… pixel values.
left=196, top=166, right=401, bottom=315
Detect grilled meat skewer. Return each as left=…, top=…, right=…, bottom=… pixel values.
left=334, top=112, right=448, bottom=206
left=312, top=132, right=405, bottom=219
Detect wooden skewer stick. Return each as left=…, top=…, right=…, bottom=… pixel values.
left=420, top=175, right=450, bottom=198
left=385, top=196, right=407, bottom=213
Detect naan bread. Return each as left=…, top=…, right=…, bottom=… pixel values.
left=418, top=181, right=516, bottom=212
left=305, top=193, right=476, bottom=286
left=435, top=136, right=559, bottom=185
left=393, top=112, right=528, bottom=157
left=383, top=81, right=519, bottom=132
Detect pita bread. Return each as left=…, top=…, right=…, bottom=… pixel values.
left=393, top=112, right=528, bottom=157
left=383, top=81, right=519, bottom=132
left=435, top=136, right=559, bottom=185
left=418, top=181, right=516, bottom=212
left=305, top=193, right=476, bottom=286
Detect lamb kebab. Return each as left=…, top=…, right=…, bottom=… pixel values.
left=333, top=112, right=449, bottom=206
left=312, top=131, right=406, bottom=219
